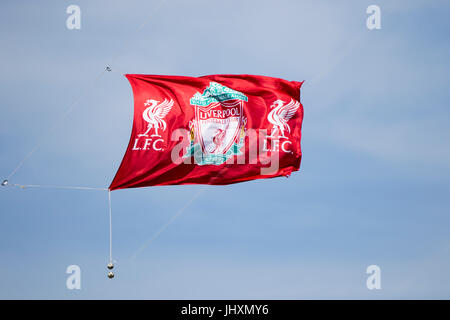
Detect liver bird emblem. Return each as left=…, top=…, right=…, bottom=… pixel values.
left=138, top=99, right=174, bottom=137
left=267, top=99, right=300, bottom=138
left=211, top=128, right=226, bottom=153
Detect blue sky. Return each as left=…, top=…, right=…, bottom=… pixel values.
left=0, top=0, right=449, bottom=299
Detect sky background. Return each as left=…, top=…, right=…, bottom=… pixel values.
left=0, top=0, right=449, bottom=299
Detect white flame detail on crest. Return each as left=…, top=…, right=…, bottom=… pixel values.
left=138, top=99, right=174, bottom=137
left=267, top=99, right=300, bottom=138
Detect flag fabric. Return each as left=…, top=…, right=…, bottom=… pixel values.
left=109, top=74, right=304, bottom=190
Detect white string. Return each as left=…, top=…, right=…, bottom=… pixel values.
left=129, top=186, right=210, bottom=261
left=6, top=183, right=107, bottom=191
left=4, top=0, right=170, bottom=182
left=5, top=69, right=107, bottom=180
left=309, top=32, right=366, bottom=85
left=129, top=167, right=231, bottom=260
left=108, top=190, right=113, bottom=264
left=106, top=0, right=169, bottom=69
left=0, top=0, right=172, bottom=276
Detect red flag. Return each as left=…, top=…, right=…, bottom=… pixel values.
left=109, top=74, right=304, bottom=190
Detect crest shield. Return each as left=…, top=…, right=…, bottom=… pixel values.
left=195, top=100, right=243, bottom=155
left=188, top=82, right=248, bottom=164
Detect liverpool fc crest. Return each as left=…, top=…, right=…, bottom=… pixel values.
left=185, top=82, right=248, bottom=165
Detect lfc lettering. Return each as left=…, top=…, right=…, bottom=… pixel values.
left=132, top=137, right=164, bottom=151
left=263, top=137, right=292, bottom=153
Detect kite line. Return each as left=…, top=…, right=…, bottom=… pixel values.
left=4, top=0, right=169, bottom=183
left=129, top=165, right=233, bottom=260
left=129, top=185, right=210, bottom=261
left=4, top=183, right=107, bottom=191
left=1, top=0, right=171, bottom=279
left=4, top=68, right=106, bottom=182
